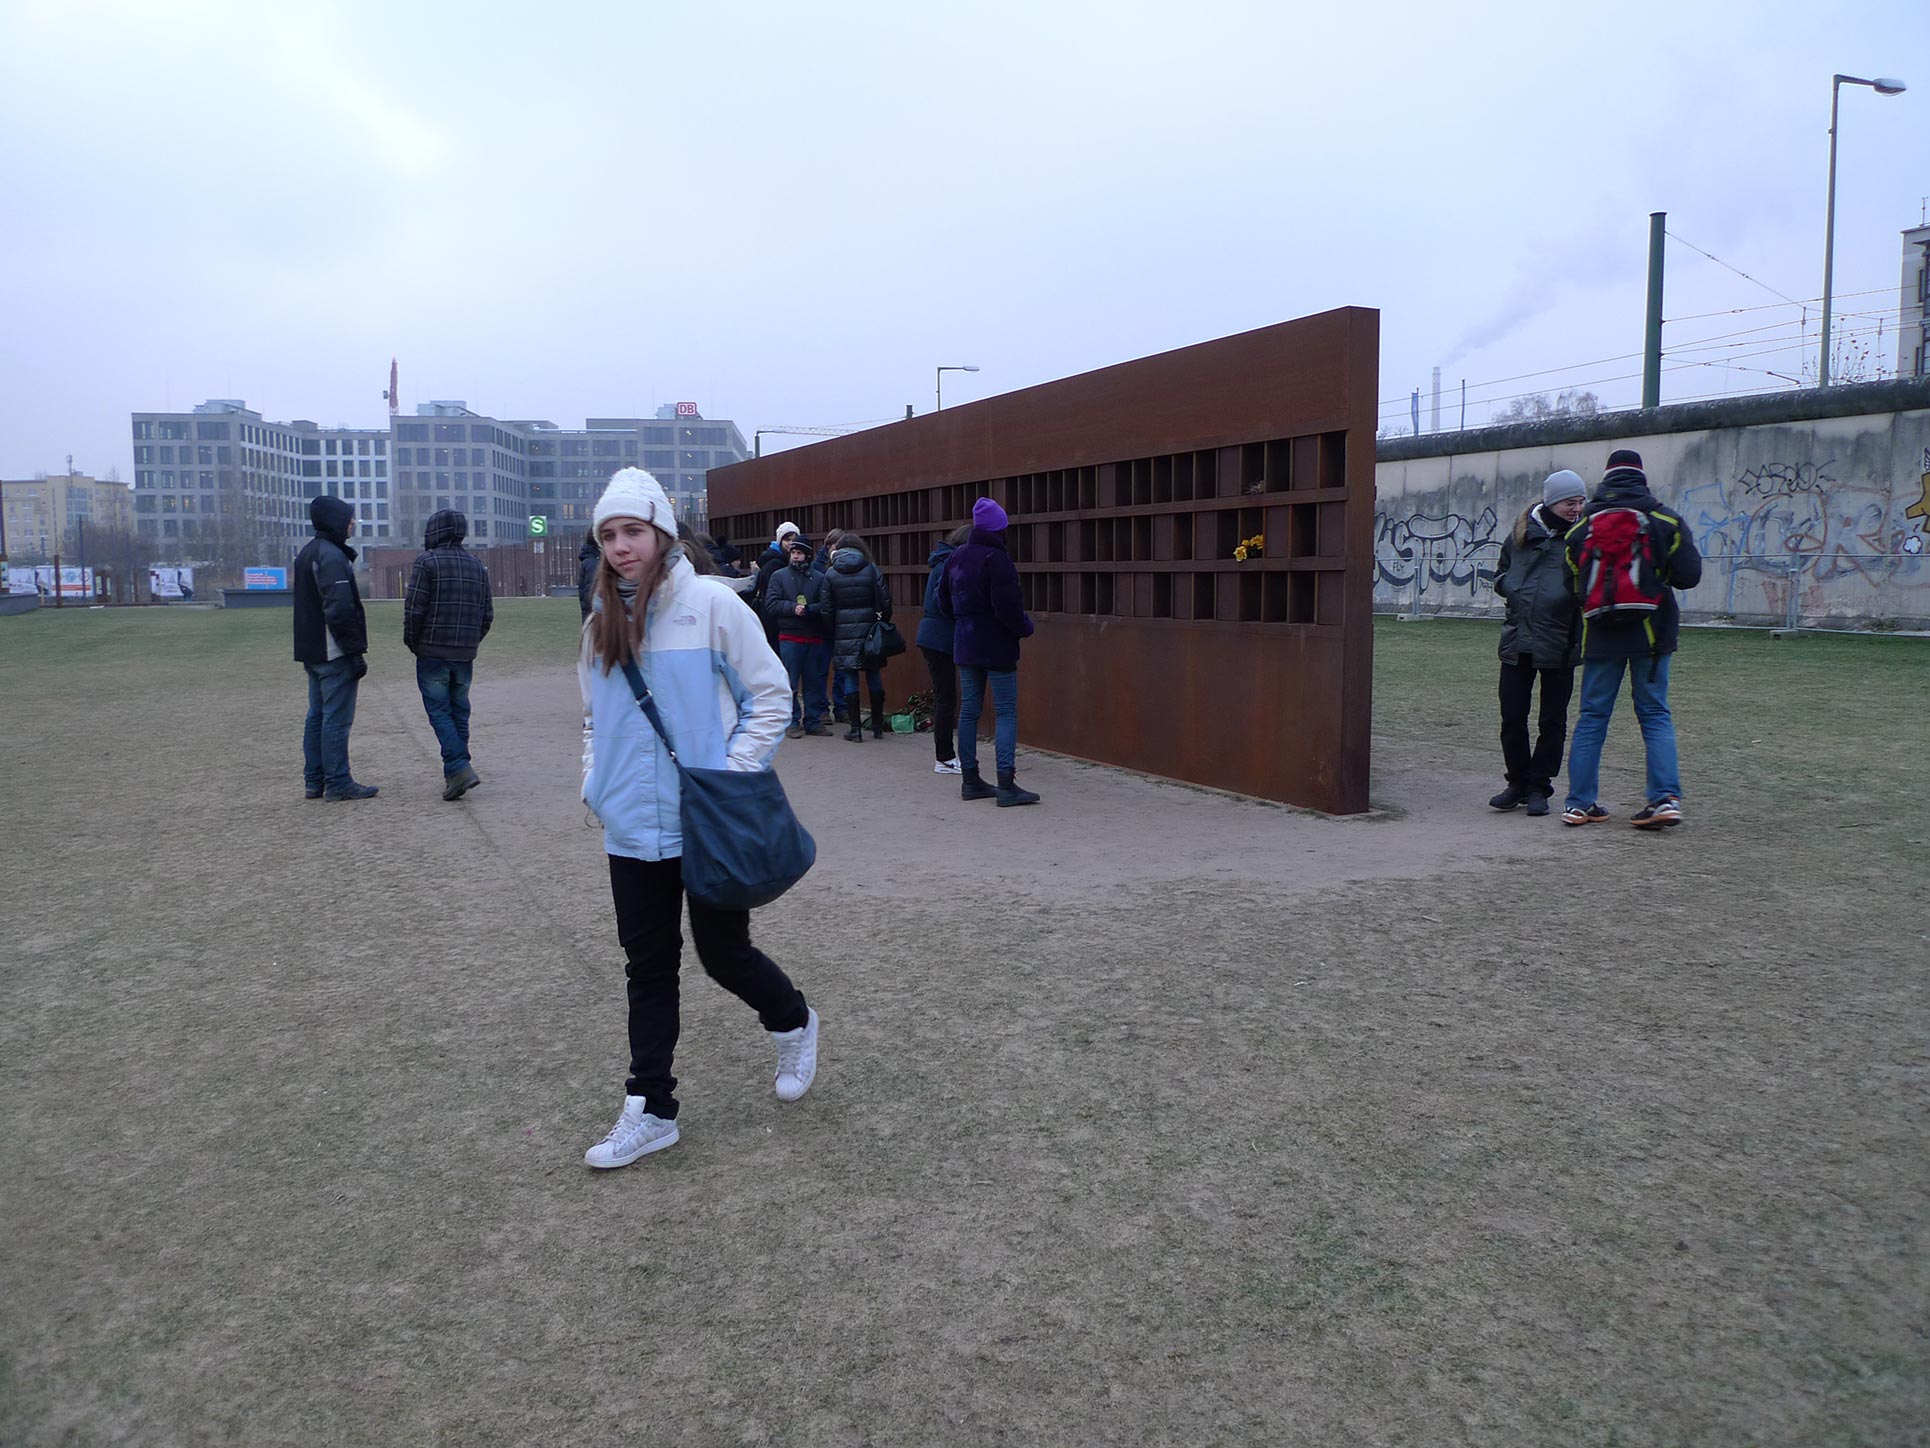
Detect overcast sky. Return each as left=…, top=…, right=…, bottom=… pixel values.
left=1, top=0, right=1924, bottom=479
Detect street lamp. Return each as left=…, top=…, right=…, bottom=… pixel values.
left=1820, top=73, right=1907, bottom=386
left=935, top=365, right=980, bottom=412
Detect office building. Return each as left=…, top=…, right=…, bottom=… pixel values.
left=1, top=470, right=134, bottom=562
left=1899, top=223, right=1930, bottom=380
left=131, top=398, right=747, bottom=560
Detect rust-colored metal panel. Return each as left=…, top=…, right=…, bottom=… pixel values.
left=710, top=308, right=1378, bottom=813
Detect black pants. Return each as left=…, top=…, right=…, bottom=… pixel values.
left=1498, top=658, right=1576, bottom=794
left=608, top=854, right=808, bottom=1120
left=920, top=645, right=958, bottom=761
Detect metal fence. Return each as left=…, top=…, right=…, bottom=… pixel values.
left=1373, top=547, right=1924, bottom=635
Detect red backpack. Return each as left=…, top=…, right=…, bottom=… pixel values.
left=1574, top=507, right=1667, bottom=623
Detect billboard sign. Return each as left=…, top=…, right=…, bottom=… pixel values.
left=149, top=566, right=195, bottom=600
left=675, top=402, right=699, bottom=417
left=244, top=567, right=289, bottom=590
left=10, top=566, right=97, bottom=597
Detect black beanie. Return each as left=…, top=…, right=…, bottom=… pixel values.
left=1606, top=448, right=1643, bottom=470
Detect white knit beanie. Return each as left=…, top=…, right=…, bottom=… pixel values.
left=774, top=519, right=800, bottom=545
left=592, top=468, right=675, bottom=535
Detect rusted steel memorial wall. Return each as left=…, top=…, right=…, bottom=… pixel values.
left=709, top=308, right=1379, bottom=813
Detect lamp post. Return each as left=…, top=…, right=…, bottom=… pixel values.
left=935, top=365, right=979, bottom=412
left=1820, top=73, right=1907, bottom=386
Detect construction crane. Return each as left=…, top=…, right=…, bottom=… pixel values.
left=752, top=421, right=896, bottom=457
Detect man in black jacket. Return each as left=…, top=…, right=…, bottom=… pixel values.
left=404, top=508, right=495, bottom=800
left=1561, top=449, right=1704, bottom=830
left=762, top=535, right=831, bottom=738
left=293, top=495, right=376, bottom=801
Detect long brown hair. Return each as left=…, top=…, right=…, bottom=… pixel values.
left=835, top=532, right=873, bottom=564
left=585, top=524, right=676, bottom=674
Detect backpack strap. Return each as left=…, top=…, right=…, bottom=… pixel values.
left=618, top=656, right=684, bottom=768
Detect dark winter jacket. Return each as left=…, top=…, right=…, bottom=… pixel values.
left=578, top=532, right=600, bottom=620
left=824, top=548, right=892, bottom=671
left=1494, top=505, right=1579, bottom=669
left=916, top=543, right=957, bottom=653
left=938, top=527, right=1033, bottom=670
left=763, top=562, right=831, bottom=642
left=1565, top=468, right=1703, bottom=660
left=293, top=496, right=367, bottom=664
left=404, top=509, right=494, bottom=661
left=751, top=540, right=796, bottom=642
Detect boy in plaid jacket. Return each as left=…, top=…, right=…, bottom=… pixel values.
left=403, top=509, right=494, bottom=799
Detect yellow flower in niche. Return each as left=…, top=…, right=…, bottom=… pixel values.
left=1233, top=544, right=1249, bottom=562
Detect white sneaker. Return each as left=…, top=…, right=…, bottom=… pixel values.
left=583, top=1095, right=680, bottom=1169
left=934, top=758, right=961, bottom=774
left=771, top=1007, right=820, bottom=1102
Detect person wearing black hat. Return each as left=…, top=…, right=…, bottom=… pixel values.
left=1561, top=448, right=1702, bottom=830
left=292, top=494, right=377, bottom=801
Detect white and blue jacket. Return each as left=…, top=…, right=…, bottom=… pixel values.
left=579, top=554, right=791, bottom=861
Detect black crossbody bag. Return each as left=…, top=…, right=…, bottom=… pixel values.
left=619, top=657, right=816, bottom=910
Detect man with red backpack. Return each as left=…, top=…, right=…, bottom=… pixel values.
left=1561, top=448, right=1703, bottom=829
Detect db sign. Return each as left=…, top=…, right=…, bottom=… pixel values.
left=675, top=402, right=699, bottom=417
left=528, top=515, right=549, bottom=537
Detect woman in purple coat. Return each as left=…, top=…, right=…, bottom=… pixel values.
left=936, top=497, right=1039, bottom=807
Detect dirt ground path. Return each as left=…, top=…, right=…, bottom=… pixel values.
left=2, top=615, right=1923, bottom=1447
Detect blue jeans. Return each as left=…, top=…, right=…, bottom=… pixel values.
left=303, top=658, right=361, bottom=792
left=415, top=657, right=475, bottom=774
left=837, top=666, right=883, bottom=711
left=1564, top=654, right=1682, bottom=810
left=958, top=665, right=1019, bottom=777
left=777, top=639, right=828, bottom=728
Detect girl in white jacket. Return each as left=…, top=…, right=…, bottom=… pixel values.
left=578, top=469, right=819, bottom=1170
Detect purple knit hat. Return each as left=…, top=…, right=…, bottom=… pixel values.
left=972, top=496, right=1008, bottom=532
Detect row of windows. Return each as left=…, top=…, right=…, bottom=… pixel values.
left=323, top=437, right=386, bottom=456
left=323, top=460, right=385, bottom=478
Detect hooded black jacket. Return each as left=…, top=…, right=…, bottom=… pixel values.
left=578, top=531, right=600, bottom=620
left=1494, top=504, right=1580, bottom=668
left=404, top=509, right=494, bottom=661
left=824, top=547, right=892, bottom=670
left=1565, top=467, right=1703, bottom=660
left=293, top=496, right=367, bottom=664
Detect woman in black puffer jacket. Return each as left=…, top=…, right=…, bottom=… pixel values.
left=824, top=534, right=893, bottom=741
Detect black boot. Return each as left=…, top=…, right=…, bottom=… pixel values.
left=845, top=714, right=865, bottom=741
left=1488, top=784, right=1526, bottom=811
left=996, top=771, right=1039, bottom=808
left=960, top=768, right=997, bottom=801
left=869, top=690, right=887, bottom=738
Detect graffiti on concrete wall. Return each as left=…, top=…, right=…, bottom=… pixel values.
left=1677, top=457, right=1928, bottom=614
left=1373, top=506, right=1500, bottom=597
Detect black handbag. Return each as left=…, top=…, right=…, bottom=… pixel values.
left=861, top=618, right=907, bottom=666
left=619, top=658, right=816, bottom=910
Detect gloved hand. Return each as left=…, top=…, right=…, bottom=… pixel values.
left=348, top=653, right=369, bottom=681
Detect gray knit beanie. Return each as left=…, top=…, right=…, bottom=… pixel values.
left=1541, top=469, right=1587, bottom=508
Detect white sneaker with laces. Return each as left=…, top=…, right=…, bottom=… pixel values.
left=771, top=1007, right=820, bottom=1102
left=934, top=758, right=961, bottom=774
left=583, top=1095, right=680, bottom=1169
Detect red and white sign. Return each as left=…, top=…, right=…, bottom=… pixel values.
left=674, top=402, right=699, bottom=417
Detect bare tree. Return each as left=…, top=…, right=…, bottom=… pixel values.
left=1491, top=389, right=1602, bottom=425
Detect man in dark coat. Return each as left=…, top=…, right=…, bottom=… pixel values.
left=1488, top=470, right=1585, bottom=816
left=404, top=508, right=495, bottom=800
left=293, top=495, right=375, bottom=801
left=937, top=498, right=1037, bottom=806
left=1561, top=448, right=1704, bottom=830
left=749, top=521, right=802, bottom=645
left=577, top=529, right=601, bottom=619
left=762, top=536, right=832, bottom=737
